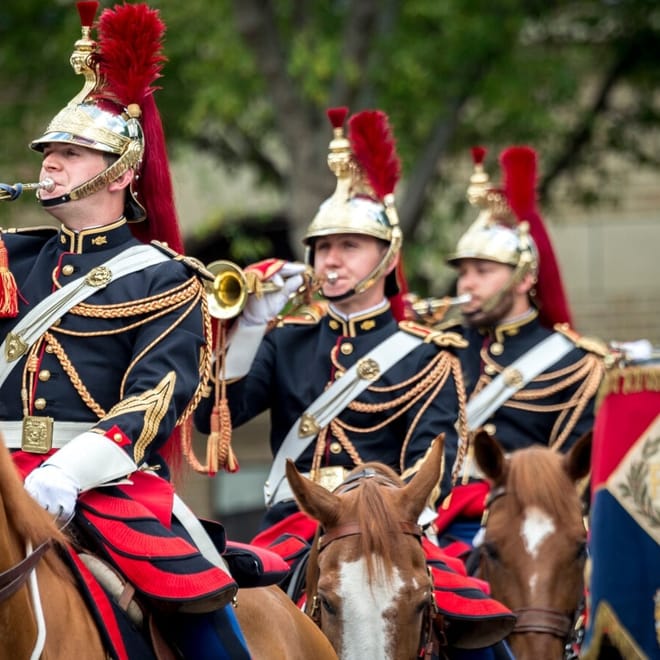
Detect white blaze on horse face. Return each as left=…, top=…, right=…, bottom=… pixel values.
left=520, top=505, right=555, bottom=560
left=338, top=557, right=404, bottom=659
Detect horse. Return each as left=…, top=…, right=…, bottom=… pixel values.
left=472, top=429, right=592, bottom=660
left=0, top=433, right=337, bottom=660
left=285, top=438, right=444, bottom=660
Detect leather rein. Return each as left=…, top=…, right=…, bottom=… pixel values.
left=0, top=538, right=53, bottom=603
left=481, top=486, right=585, bottom=656
left=308, top=468, right=441, bottom=659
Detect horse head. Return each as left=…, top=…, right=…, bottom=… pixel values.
left=285, top=435, right=444, bottom=660
left=474, top=429, right=592, bottom=660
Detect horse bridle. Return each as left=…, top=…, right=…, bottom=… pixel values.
left=480, top=486, right=586, bottom=657
left=308, top=468, right=442, bottom=659
left=0, top=538, right=52, bottom=603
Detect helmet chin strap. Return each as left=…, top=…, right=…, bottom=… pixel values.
left=322, top=224, right=402, bottom=303
left=466, top=254, right=535, bottom=319
left=38, top=141, right=141, bottom=209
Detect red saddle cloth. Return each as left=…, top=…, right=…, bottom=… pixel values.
left=252, top=511, right=515, bottom=649
left=76, top=473, right=238, bottom=610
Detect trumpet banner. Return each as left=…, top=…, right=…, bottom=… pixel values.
left=582, top=363, right=660, bottom=659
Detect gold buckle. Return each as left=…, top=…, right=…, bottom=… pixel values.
left=21, top=416, right=54, bottom=454
left=313, top=466, right=348, bottom=493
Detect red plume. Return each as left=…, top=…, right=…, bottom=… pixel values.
left=327, top=106, right=349, bottom=129
left=500, top=146, right=573, bottom=328
left=500, top=146, right=536, bottom=221
left=97, top=4, right=166, bottom=107
left=348, top=110, right=401, bottom=200
left=96, top=3, right=183, bottom=254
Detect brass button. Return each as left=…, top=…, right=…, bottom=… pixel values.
left=61, top=264, right=75, bottom=276
left=334, top=371, right=343, bottom=380
left=329, top=319, right=340, bottom=330
left=483, top=423, right=497, bottom=436
left=340, top=343, right=353, bottom=356
left=490, top=342, right=503, bottom=356
left=38, top=370, right=51, bottom=382
left=34, top=398, right=47, bottom=410
left=329, top=441, right=342, bottom=454
left=484, top=364, right=497, bottom=376
left=44, top=345, right=54, bottom=354
left=113, top=433, right=123, bottom=443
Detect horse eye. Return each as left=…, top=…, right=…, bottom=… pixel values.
left=576, top=541, right=588, bottom=562
left=320, top=594, right=337, bottom=616
left=482, top=542, right=500, bottom=562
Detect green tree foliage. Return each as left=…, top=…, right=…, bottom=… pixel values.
left=1, top=0, right=659, bottom=291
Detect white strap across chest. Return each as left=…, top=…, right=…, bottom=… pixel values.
left=264, top=329, right=425, bottom=506
left=0, top=244, right=169, bottom=389
left=455, top=331, right=575, bottom=480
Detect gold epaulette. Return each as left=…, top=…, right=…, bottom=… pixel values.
left=399, top=320, right=468, bottom=348
left=150, top=241, right=213, bottom=281
left=554, top=323, right=612, bottom=359
left=279, top=300, right=328, bottom=326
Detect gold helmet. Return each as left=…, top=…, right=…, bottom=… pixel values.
left=448, top=146, right=572, bottom=328
left=29, top=1, right=182, bottom=251
left=448, top=146, right=538, bottom=277
left=304, top=107, right=403, bottom=300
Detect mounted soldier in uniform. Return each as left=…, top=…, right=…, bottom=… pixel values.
left=433, top=146, right=611, bottom=549
left=196, top=108, right=517, bottom=654
left=0, top=3, right=258, bottom=657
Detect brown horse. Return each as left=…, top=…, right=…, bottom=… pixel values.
left=285, top=438, right=443, bottom=660
left=0, top=433, right=337, bottom=660
left=473, top=429, right=592, bottom=660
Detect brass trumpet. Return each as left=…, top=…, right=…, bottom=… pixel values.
left=406, top=293, right=472, bottom=323
left=205, top=260, right=323, bottom=320
left=0, top=178, right=55, bottom=202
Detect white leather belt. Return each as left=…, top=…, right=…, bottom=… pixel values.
left=1, top=420, right=92, bottom=449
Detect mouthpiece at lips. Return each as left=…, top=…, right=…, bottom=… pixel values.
left=326, top=272, right=339, bottom=284
left=40, top=178, right=56, bottom=192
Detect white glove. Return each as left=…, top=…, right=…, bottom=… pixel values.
left=241, top=262, right=307, bottom=326
left=25, top=464, right=80, bottom=522
left=611, top=339, right=653, bottom=362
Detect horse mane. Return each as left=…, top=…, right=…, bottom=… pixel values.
left=0, top=435, right=67, bottom=550
left=352, top=462, right=405, bottom=583
left=506, top=447, right=581, bottom=521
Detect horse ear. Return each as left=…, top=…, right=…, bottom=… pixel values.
left=561, top=430, right=592, bottom=483
left=285, top=459, right=341, bottom=527
left=400, top=434, right=445, bottom=520
left=473, top=429, right=506, bottom=483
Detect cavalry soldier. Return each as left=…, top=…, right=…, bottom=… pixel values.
left=196, top=108, right=516, bottom=653
left=434, top=145, right=610, bottom=547
left=0, top=3, right=253, bottom=657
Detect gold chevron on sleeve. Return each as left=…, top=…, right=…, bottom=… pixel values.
left=104, top=371, right=176, bottom=465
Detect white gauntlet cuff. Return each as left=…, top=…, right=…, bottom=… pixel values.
left=44, top=431, right=138, bottom=492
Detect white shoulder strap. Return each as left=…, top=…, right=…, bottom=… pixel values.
left=264, top=330, right=424, bottom=506
left=455, top=331, right=575, bottom=480
left=0, top=244, right=169, bottom=388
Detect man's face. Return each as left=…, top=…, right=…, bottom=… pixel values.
left=455, top=258, right=516, bottom=327
left=39, top=142, right=108, bottom=201
left=313, top=233, right=388, bottom=309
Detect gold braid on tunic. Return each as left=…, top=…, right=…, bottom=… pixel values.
left=21, top=276, right=213, bottom=450
left=311, top=348, right=468, bottom=481
left=474, top=346, right=606, bottom=450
